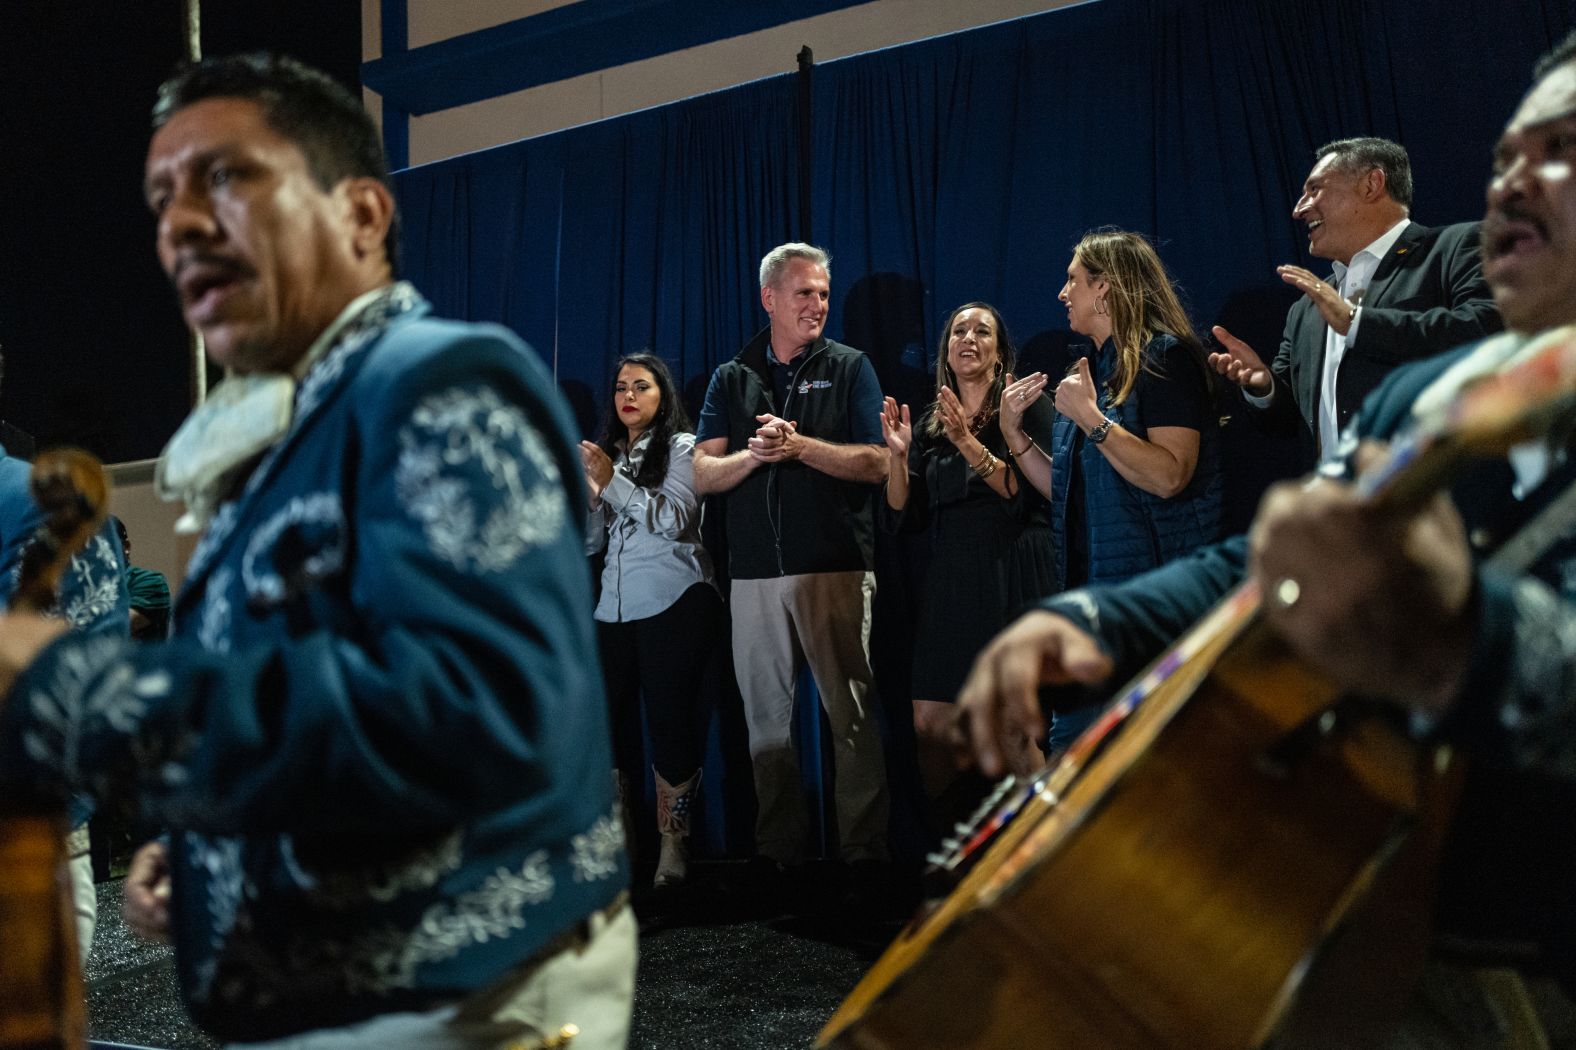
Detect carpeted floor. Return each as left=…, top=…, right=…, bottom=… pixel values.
left=85, top=866, right=895, bottom=1049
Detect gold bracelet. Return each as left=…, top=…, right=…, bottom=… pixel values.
left=971, top=448, right=999, bottom=480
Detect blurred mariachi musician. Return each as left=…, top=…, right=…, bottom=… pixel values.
left=0, top=419, right=129, bottom=959
left=0, top=54, right=633, bottom=1048
left=879, top=302, right=1057, bottom=791
left=1210, top=136, right=1502, bottom=464
left=581, top=352, right=723, bottom=892
left=958, top=31, right=1576, bottom=1043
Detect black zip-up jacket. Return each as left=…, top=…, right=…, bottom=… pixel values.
left=710, top=328, right=878, bottom=579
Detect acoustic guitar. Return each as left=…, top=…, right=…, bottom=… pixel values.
left=0, top=448, right=109, bottom=1050
left=819, top=328, right=1576, bottom=1050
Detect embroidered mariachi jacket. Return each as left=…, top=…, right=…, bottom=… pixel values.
left=0, top=287, right=627, bottom=1039
left=0, top=444, right=129, bottom=637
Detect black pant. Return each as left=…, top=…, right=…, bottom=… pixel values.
left=597, top=582, right=723, bottom=784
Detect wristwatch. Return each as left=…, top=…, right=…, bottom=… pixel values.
left=1088, top=416, right=1115, bottom=445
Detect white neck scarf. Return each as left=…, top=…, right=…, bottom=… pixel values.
left=155, top=282, right=418, bottom=532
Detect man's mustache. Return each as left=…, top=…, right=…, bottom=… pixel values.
left=170, top=251, right=253, bottom=293
left=1481, top=202, right=1548, bottom=259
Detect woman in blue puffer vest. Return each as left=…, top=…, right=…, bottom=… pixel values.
left=1044, top=228, right=1223, bottom=752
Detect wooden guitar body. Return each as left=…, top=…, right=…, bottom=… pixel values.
left=0, top=811, right=83, bottom=1049
left=0, top=448, right=108, bottom=1050
left=821, top=328, right=1576, bottom=1050
left=821, top=600, right=1458, bottom=1050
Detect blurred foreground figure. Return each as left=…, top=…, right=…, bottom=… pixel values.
left=0, top=54, right=633, bottom=1048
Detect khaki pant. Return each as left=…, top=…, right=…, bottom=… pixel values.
left=232, top=902, right=637, bottom=1050
left=730, top=571, right=889, bottom=863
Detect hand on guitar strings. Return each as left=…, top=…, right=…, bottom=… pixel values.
left=1249, top=446, right=1475, bottom=717
left=953, top=610, right=1114, bottom=778
left=0, top=613, right=68, bottom=700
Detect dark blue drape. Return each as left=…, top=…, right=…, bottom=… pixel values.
left=394, top=0, right=1576, bottom=860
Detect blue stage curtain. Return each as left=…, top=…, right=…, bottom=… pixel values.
left=393, top=0, right=1576, bottom=862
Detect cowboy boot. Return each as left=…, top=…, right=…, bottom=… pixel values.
left=653, top=767, right=700, bottom=889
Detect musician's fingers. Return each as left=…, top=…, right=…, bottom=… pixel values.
left=956, top=654, right=1008, bottom=778
left=1049, top=627, right=1115, bottom=686
left=993, top=637, right=1048, bottom=744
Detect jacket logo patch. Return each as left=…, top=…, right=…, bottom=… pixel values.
left=797, top=379, right=833, bottom=394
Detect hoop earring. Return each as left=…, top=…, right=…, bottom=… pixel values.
left=1094, top=297, right=1108, bottom=317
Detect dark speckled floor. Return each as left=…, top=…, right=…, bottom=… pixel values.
left=86, top=867, right=896, bottom=1049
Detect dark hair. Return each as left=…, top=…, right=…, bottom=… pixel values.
left=923, top=302, right=1016, bottom=439
left=596, top=354, right=692, bottom=488
left=1315, top=137, right=1413, bottom=210
left=153, top=53, right=399, bottom=274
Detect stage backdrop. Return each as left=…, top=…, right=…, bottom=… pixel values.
left=394, top=0, right=1576, bottom=859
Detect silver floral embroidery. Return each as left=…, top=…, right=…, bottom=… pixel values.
left=60, top=533, right=123, bottom=629
left=281, top=830, right=465, bottom=908
left=569, top=810, right=624, bottom=883
left=394, top=386, right=567, bottom=574
left=327, top=850, right=556, bottom=993
left=186, top=831, right=249, bottom=1001
left=186, top=502, right=242, bottom=586
left=240, top=492, right=346, bottom=605
left=196, top=567, right=234, bottom=654
left=21, top=634, right=143, bottom=783
left=1499, top=577, right=1576, bottom=779
left=295, top=283, right=423, bottom=423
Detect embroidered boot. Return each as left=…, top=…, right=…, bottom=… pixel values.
left=653, top=767, right=700, bottom=889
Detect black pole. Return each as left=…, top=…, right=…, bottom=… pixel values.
left=796, top=45, right=814, bottom=245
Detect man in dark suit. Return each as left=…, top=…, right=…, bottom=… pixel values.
left=1210, top=137, right=1501, bottom=463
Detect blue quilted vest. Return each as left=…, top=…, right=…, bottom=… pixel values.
left=1048, top=334, right=1223, bottom=588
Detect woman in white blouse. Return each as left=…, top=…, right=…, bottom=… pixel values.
left=581, top=353, right=721, bottom=890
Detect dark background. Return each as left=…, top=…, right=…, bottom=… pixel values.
left=0, top=2, right=361, bottom=463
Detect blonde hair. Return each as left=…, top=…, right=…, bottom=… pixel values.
left=1073, top=229, right=1202, bottom=406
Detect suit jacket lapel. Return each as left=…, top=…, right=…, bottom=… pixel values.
left=1356, top=221, right=1424, bottom=309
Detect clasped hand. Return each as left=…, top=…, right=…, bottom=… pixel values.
left=748, top=413, right=804, bottom=462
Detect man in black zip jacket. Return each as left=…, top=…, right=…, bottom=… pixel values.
left=694, top=242, right=891, bottom=886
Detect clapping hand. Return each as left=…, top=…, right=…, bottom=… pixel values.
left=747, top=413, right=804, bottom=462
left=1000, top=372, right=1048, bottom=432
left=1208, top=326, right=1273, bottom=396
left=578, top=440, right=613, bottom=504
left=1278, top=265, right=1356, bottom=336
left=936, top=386, right=972, bottom=448
left=1053, top=357, right=1101, bottom=428
left=881, top=396, right=912, bottom=459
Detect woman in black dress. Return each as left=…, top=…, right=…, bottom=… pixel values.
left=880, top=302, right=1057, bottom=793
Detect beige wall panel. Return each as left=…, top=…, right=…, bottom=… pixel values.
left=410, top=71, right=607, bottom=164
left=107, top=460, right=197, bottom=594
left=402, top=0, right=1071, bottom=167
left=600, top=0, right=1072, bottom=116
left=363, top=0, right=382, bottom=60
left=410, top=0, right=580, bottom=49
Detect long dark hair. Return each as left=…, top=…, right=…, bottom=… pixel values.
left=596, top=353, right=692, bottom=488
left=924, top=301, right=1017, bottom=439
